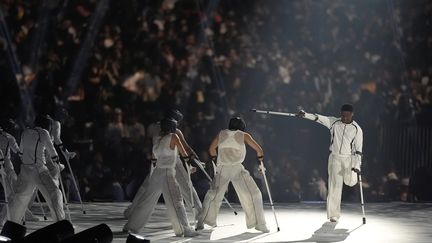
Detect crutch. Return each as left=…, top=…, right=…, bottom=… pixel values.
left=251, top=109, right=297, bottom=117
left=35, top=191, right=48, bottom=220
left=352, top=168, right=366, bottom=224
left=0, top=159, right=10, bottom=221
left=185, top=161, right=196, bottom=224
left=60, top=149, right=86, bottom=214
left=259, top=160, right=280, bottom=231
left=192, top=158, right=238, bottom=215
left=58, top=169, right=72, bottom=222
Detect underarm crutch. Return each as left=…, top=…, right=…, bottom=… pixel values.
left=59, top=148, right=86, bottom=214
left=57, top=166, right=72, bottom=222
left=185, top=161, right=196, bottom=224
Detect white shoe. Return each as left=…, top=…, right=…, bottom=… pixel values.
left=255, top=224, right=270, bottom=233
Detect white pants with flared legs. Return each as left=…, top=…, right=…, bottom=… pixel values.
left=198, top=163, right=267, bottom=229
left=123, top=167, right=191, bottom=235
left=327, top=154, right=358, bottom=219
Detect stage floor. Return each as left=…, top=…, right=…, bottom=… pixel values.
left=19, top=201, right=432, bottom=243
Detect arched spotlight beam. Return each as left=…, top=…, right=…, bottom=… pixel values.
left=0, top=9, right=35, bottom=125
left=62, top=0, right=111, bottom=102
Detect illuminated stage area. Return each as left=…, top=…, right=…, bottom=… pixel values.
left=20, top=202, right=432, bottom=243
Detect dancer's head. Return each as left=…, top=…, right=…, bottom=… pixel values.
left=34, top=115, right=51, bottom=130
left=340, top=103, right=354, bottom=124
left=164, top=109, right=183, bottom=122
left=228, top=117, right=246, bottom=131
left=160, top=118, right=177, bottom=136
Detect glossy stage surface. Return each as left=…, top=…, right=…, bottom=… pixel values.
left=17, top=201, right=432, bottom=243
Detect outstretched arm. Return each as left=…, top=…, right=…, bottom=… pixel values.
left=297, top=110, right=338, bottom=129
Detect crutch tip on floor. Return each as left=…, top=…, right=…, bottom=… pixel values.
left=363, top=217, right=366, bottom=224
left=234, top=211, right=238, bottom=215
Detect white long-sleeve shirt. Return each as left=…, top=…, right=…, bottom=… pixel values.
left=0, top=131, right=21, bottom=172
left=304, top=112, right=363, bottom=157
left=20, top=127, right=58, bottom=166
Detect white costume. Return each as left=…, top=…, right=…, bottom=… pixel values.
left=0, top=130, right=20, bottom=196
left=303, top=112, right=363, bottom=220
left=45, top=118, right=64, bottom=184
left=0, top=130, right=37, bottom=223
left=8, top=127, right=65, bottom=223
left=197, top=129, right=268, bottom=230
left=46, top=117, right=76, bottom=181
left=123, top=134, right=196, bottom=236
left=124, top=123, right=202, bottom=219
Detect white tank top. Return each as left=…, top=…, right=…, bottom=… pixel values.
left=217, top=129, right=246, bottom=165
left=153, top=133, right=177, bottom=168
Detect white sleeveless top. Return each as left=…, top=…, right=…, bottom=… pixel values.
left=153, top=133, right=178, bottom=169
left=217, top=129, right=246, bottom=165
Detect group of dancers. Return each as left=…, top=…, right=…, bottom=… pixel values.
left=122, top=110, right=270, bottom=236
left=0, top=110, right=76, bottom=225
left=0, top=103, right=363, bottom=238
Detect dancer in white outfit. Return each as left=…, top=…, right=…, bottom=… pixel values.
left=44, top=110, right=76, bottom=185
left=123, top=118, right=197, bottom=237
left=124, top=109, right=202, bottom=220
left=297, top=104, right=363, bottom=222
left=196, top=117, right=269, bottom=233
left=0, top=121, right=39, bottom=223
left=7, top=115, right=65, bottom=223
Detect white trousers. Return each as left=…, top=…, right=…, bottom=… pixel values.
left=327, top=154, right=358, bottom=219
left=198, top=164, right=267, bottom=229
left=123, top=167, right=191, bottom=235
left=0, top=170, right=36, bottom=223
left=8, top=164, right=65, bottom=223
left=124, top=161, right=202, bottom=219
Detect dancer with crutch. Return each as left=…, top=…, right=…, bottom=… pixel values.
left=254, top=104, right=364, bottom=223
left=45, top=109, right=85, bottom=214
left=0, top=121, right=40, bottom=224
left=296, top=104, right=363, bottom=223
left=7, top=115, right=65, bottom=224
left=123, top=118, right=198, bottom=237
left=196, top=117, right=269, bottom=233
left=124, top=109, right=203, bottom=220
